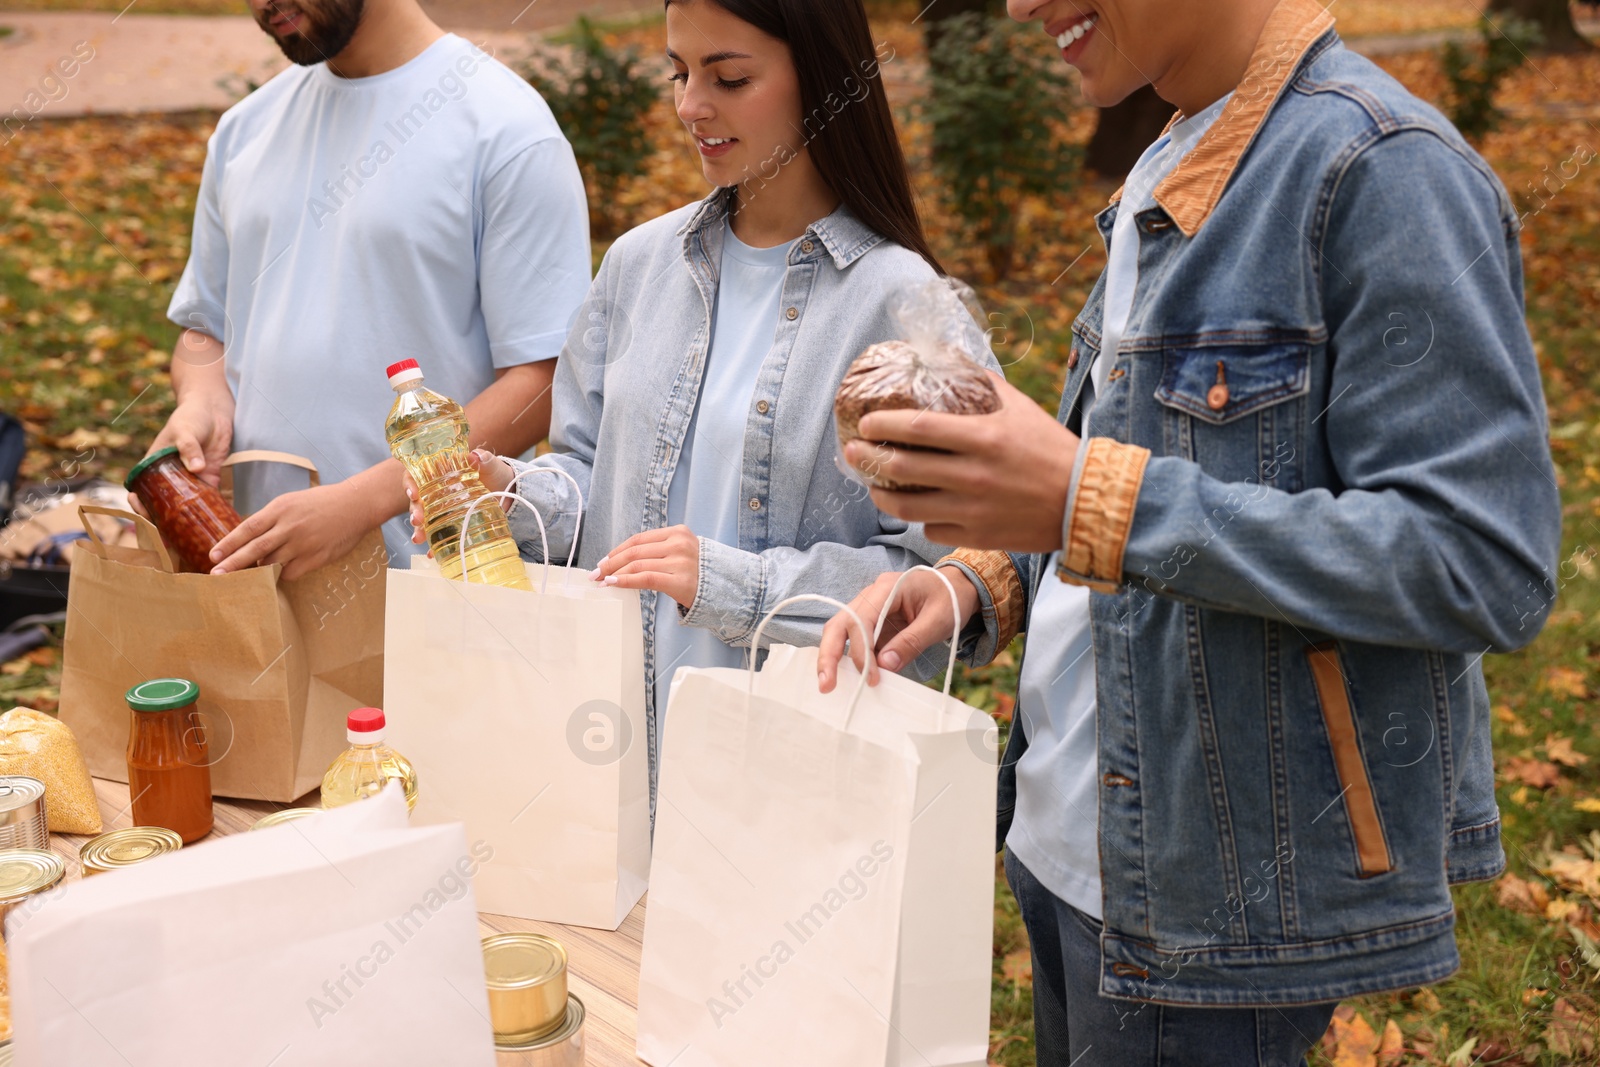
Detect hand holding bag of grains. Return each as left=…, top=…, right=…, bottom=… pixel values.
left=833, top=277, right=1000, bottom=491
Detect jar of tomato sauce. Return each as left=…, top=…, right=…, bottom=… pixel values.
left=125, top=678, right=214, bottom=843
left=124, top=446, right=243, bottom=574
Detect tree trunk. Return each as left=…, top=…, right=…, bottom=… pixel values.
left=1083, top=85, right=1177, bottom=179
left=1488, top=0, right=1593, bottom=52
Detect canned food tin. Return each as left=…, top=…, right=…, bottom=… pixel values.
left=494, top=993, right=584, bottom=1066
left=483, top=933, right=569, bottom=1044
left=79, top=826, right=183, bottom=876
left=250, top=808, right=324, bottom=831
left=0, top=848, right=65, bottom=926
left=0, top=777, right=49, bottom=851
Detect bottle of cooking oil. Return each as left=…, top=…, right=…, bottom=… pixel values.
left=385, top=358, right=532, bottom=590
left=321, top=707, right=419, bottom=813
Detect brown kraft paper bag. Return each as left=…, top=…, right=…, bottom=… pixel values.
left=58, top=450, right=386, bottom=802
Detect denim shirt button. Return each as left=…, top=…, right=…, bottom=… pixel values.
left=801, top=240, right=815, bottom=253
left=756, top=399, right=770, bottom=414
left=748, top=498, right=761, bottom=511
left=785, top=307, right=798, bottom=320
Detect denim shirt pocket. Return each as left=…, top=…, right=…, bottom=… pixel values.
left=1152, top=338, right=1313, bottom=491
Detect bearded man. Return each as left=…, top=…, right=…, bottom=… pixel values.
left=146, top=0, right=590, bottom=576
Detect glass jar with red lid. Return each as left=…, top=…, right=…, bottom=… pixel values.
left=124, top=446, right=243, bottom=573
left=125, top=678, right=214, bottom=843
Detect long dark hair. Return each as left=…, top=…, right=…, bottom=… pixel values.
left=668, top=0, right=944, bottom=274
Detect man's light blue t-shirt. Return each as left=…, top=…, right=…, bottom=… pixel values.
left=167, top=34, right=591, bottom=563
left=653, top=221, right=792, bottom=721
left=1008, top=93, right=1233, bottom=920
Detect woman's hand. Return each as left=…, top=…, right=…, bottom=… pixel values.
left=817, top=566, right=979, bottom=692
left=405, top=449, right=514, bottom=553
left=591, top=525, right=700, bottom=609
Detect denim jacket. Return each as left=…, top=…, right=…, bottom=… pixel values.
left=946, top=0, right=1560, bottom=1006
left=504, top=187, right=992, bottom=789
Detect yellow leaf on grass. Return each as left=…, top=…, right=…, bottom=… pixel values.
left=1546, top=735, right=1590, bottom=767
left=1543, top=853, right=1600, bottom=899
left=1504, top=755, right=1563, bottom=789
left=1413, top=988, right=1443, bottom=1014
left=1326, top=1011, right=1379, bottom=1067
left=1575, top=798, right=1600, bottom=813
left=1496, top=872, right=1550, bottom=915
left=1547, top=897, right=1581, bottom=922
left=1377, top=1019, right=1404, bottom=1064
left=1494, top=703, right=1517, bottom=723
left=1000, top=949, right=1031, bottom=985
left=1544, top=665, right=1591, bottom=699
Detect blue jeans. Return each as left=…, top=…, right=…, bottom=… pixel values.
left=1005, top=850, right=1338, bottom=1066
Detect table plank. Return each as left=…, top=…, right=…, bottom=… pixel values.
left=49, top=778, right=648, bottom=1065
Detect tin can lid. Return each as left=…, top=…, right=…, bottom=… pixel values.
left=482, top=933, right=567, bottom=990
left=0, top=776, right=46, bottom=814
left=126, top=678, right=200, bottom=712
left=123, top=445, right=183, bottom=490
left=251, top=807, right=324, bottom=831
left=0, top=849, right=65, bottom=903
left=80, top=826, right=184, bottom=870
left=494, top=993, right=585, bottom=1052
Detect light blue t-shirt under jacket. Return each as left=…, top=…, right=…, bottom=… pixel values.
left=653, top=220, right=793, bottom=720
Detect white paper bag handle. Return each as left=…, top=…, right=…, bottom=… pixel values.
left=506, top=464, right=585, bottom=574
left=872, top=565, right=962, bottom=698
left=458, top=490, right=551, bottom=593
left=748, top=594, right=873, bottom=727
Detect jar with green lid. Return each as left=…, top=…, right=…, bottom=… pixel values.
left=126, top=678, right=213, bottom=843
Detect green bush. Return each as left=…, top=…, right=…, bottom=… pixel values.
left=924, top=13, right=1075, bottom=281
left=1442, top=16, right=1542, bottom=142
left=524, top=17, right=662, bottom=239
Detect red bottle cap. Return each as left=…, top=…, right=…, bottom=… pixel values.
left=348, top=707, right=386, bottom=733
left=385, top=359, right=419, bottom=378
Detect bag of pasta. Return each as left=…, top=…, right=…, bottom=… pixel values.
left=0, top=707, right=101, bottom=834
left=834, top=277, right=999, bottom=491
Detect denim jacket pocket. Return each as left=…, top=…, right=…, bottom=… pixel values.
left=1152, top=339, right=1313, bottom=490
left=1155, top=341, right=1311, bottom=425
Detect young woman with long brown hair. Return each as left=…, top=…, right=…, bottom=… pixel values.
left=408, top=0, right=991, bottom=793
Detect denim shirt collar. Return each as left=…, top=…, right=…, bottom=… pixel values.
left=675, top=186, right=885, bottom=269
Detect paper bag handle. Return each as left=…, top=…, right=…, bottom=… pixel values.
left=458, top=490, right=550, bottom=593
left=217, top=450, right=322, bottom=501
left=872, top=565, right=962, bottom=699
left=506, top=464, right=584, bottom=574
left=78, top=504, right=176, bottom=573
left=748, top=594, right=873, bottom=728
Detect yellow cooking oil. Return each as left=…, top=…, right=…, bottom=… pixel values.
left=320, top=707, right=420, bottom=813
left=384, top=359, right=531, bottom=590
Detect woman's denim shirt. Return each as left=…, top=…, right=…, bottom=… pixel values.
left=504, top=187, right=995, bottom=791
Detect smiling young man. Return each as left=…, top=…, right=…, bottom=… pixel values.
left=150, top=0, right=590, bottom=578
left=817, top=0, right=1561, bottom=1063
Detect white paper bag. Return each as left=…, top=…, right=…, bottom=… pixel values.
left=7, top=786, right=496, bottom=1067
left=636, top=575, right=998, bottom=1067
left=384, top=483, right=650, bottom=930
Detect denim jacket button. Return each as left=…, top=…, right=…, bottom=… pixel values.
left=749, top=498, right=761, bottom=511
left=756, top=399, right=770, bottom=414
left=1207, top=383, right=1230, bottom=410
left=785, top=307, right=798, bottom=320
left=1067, top=347, right=1080, bottom=370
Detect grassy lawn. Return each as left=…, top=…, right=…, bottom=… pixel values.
left=2, top=10, right=1599, bottom=1065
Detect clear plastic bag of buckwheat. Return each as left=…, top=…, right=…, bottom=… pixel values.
left=834, top=277, right=998, bottom=491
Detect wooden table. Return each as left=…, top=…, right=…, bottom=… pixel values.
left=50, top=779, right=649, bottom=1065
